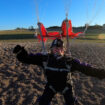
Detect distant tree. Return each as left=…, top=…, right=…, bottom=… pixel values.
left=94, top=24, right=102, bottom=29
left=15, top=27, right=27, bottom=30
left=28, top=26, right=34, bottom=31
left=103, top=24, right=105, bottom=29
left=16, top=27, right=21, bottom=30
left=48, top=26, right=60, bottom=29
left=88, top=24, right=102, bottom=29
left=47, top=26, right=61, bottom=31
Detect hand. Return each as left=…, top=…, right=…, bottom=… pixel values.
left=13, top=45, right=23, bottom=54
left=98, top=69, right=105, bottom=80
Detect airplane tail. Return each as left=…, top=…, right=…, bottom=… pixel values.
left=38, top=22, right=48, bottom=36
left=61, top=19, right=83, bottom=38
left=61, top=20, right=72, bottom=37
left=37, top=22, right=61, bottom=41
left=37, top=22, right=48, bottom=42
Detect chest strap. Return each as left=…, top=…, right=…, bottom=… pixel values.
left=45, top=66, right=70, bottom=72
left=43, top=62, right=71, bottom=72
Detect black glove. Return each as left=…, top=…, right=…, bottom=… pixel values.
left=98, top=69, right=105, bottom=80
left=13, top=45, right=23, bottom=54
left=13, top=45, right=28, bottom=62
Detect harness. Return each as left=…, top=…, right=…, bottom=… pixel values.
left=44, top=66, right=70, bottom=72
left=48, top=85, right=70, bottom=94
left=42, top=54, right=72, bottom=94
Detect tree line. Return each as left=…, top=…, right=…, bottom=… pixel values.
left=15, top=24, right=105, bottom=31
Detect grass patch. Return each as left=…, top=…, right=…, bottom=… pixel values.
left=0, top=34, right=35, bottom=40
left=0, top=30, right=34, bottom=35
left=0, top=30, right=35, bottom=40
left=0, top=29, right=105, bottom=43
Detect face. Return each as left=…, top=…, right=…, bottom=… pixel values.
left=51, top=46, right=64, bottom=56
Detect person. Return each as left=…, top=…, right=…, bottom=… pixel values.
left=13, top=38, right=105, bottom=105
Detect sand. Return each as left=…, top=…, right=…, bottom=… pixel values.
left=0, top=41, right=105, bottom=105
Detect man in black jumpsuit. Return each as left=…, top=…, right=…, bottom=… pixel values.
left=13, top=38, right=105, bottom=105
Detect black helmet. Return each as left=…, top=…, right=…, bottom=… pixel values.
left=50, top=38, right=64, bottom=48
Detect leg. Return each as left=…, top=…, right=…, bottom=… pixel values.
left=63, top=85, right=76, bottom=105
left=39, top=84, right=55, bottom=105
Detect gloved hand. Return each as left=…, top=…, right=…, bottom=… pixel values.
left=98, top=69, right=105, bottom=80
left=13, top=45, right=23, bottom=54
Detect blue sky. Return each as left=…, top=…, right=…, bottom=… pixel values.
left=0, top=0, right=105, bottom=30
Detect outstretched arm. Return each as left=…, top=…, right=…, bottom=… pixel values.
left=13, top=45, right=46, bottom=66
left=71, top=59, right=105, bottom=79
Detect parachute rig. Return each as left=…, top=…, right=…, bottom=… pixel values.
left=37, top=16, right=84, bottom=54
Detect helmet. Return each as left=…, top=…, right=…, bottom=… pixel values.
left=50, top=38, right=64, bottom=48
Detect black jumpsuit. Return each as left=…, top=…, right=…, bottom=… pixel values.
left=16, top=50, right=105, bottom=105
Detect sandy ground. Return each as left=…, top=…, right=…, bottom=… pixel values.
left=0, top=41, right=105, bottom=105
